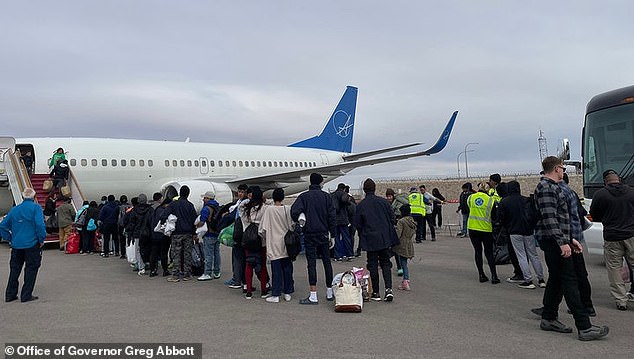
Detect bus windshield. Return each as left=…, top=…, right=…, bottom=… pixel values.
left=583, top=103, right=634, bottom=188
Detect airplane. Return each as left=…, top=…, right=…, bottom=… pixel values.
left=0, top=86, right=458, bottom=214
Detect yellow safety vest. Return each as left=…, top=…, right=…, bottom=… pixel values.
left=408, top=193, right=426, bottom=216
left=488, top=188, right=501, bottom=203
left=467, top=192, right=493, bottom=232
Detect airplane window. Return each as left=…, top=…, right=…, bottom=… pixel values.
left=70, top=159, right=77, bottom=166
left=92, top=159, right=97, bottom=166
left=299, top=162, right=303, bottom=168
left=232, top=161, right=236, bottom=167
left=208, top=161, right=213, bottom=167
left=257, top=161, right=261, bottom=167
left=268, top=161, right=272, bottom=167
left=139, top=160, right=145, bottom=167
left=102, top=159, right=107, bottom=166
left=173, top=160, right=177, bottom=167
left=294, top=161, right=298, bottom=167
left=81, top=159, right=87, bottom=167
left=262, top=161, right=266, bottom=167
left=187, top=160, right=192, bottom=167
left=130, top=159, right=136, bottom=167
left=313, top=162, right=317, bottom=167
left=194, top=160, right=199, bottom=167
left=180, top=160, right=185, bottom=167
left=289, top=162, right=294, bottom=168
left=284, top=161, right=288, bottom=167
left=239, top=161, right=243, bottom=167
left=164, top=160, right=169, bottom=167
left=148, top=160, right=153, bottom=167
left=218, top=161, right=222, bottom=167
left=111, top=159, right=117, bottom=167
left=121, top=159, right=126, bottom=167
left=244, top=161, right=249, bottom=167
left=274, top=162, right=278, bottom=167
left=251, top=161, right=255, bottom=167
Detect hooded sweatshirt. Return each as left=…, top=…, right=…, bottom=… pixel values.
left=392, top=215, right=416, bottom=259
left=589, top=182, right=634, bottom=241
left=498, top=181, right=534, bottom=236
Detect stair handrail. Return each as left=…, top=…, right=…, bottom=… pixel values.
left=4, top=148, right=29, bottom=205
left=12, top=149, right=33, bottom=195
left=67, top=168, right=86, bottom=211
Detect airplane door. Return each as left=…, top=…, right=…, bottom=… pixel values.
left=320, top=153, right=329, bottom=165
left=199, top=157, right=209, bottom=175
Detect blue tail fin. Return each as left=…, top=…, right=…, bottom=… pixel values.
left=289, top=86, right=358, bottom=153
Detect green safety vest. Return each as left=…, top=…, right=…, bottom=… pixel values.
left=467, top=192, right=493, bottom=232
left=408, top=192, right=426, bottom=216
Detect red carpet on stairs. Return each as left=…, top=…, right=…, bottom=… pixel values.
left=31, top=173, right=59, bottom=243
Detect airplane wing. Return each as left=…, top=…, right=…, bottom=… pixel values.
left=342, top=143, right=422, bottom=162
left=226, top=111, right=458, bottom=190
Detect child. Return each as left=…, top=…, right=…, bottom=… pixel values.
left=393, top=204, right=416, bottom=290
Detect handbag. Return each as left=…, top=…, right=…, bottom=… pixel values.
left=42, top=179, right=53, bottom=192
left=334, top=271, right=363, bottom=313
left=219, top=223, right=235, bottom=247
left=284, top=229, right=301, bottom=261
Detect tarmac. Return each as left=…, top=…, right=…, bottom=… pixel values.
left=0, top=229, right=631, bottom=359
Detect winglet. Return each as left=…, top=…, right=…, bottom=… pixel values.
left=421, top=111, right=458, bottom=155
left=289, top=86, right=358, bottom=153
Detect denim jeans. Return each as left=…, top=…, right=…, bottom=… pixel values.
left=461, top=214, right=469, bottom=234
left=334, top=225, right=353, bottom=259
left=398, top=255, right=410, bottom=280
left=203, top=235, right=221, bottom=276
left=270, top=257, right=294, bottom=297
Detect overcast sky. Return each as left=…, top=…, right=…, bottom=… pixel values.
left=2, top=1, right=632, bottom=189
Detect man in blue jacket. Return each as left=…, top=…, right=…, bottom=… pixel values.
left=1, top=188, right=47, bottom=303
left=162, top=186, right=198, bottom=282
left=291, top=173, right=336, bottom=304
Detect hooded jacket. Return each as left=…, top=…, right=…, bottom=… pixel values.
left=128, top=203, right=154, bottom=239
left=589, top=183, right=634, bottom=241
left=498, top=181, right=534, bottom=236
left=392, top=215, right=416, bottom=258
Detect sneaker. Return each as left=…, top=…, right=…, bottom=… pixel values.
left=616, top=303, right=627, bottom=311
left=540, top=319, right=573, bottom=333
left=531, top=307, right=544, bottom=316
left=162, top=270, right=170, bottom=277
left=119, top=255, right=126, bottom=259
left=212, top=273, right=221, bottom=279
left=397, top=269, right=403, bottom=277
left=245, top=292, right=253, bottom=300
left=402, top=280, right=411, bottom=291
left=243, top=284, right=247, bottom=294
left=229, top=283, right=242, bottom=289
left=491, top=276, right=501, bottom=284
left=578, top=325, right=609, bottom=341
left=283, top=294, right=292, bottom=302
left=431, top=237, right=436, bottom=242
left=538, top=279, right=546, bottom=288
left=261, top=291, right=270, bottom=299
left=479, top=274, right=489, bottom=283
left=149, top=271, right=158, bottom=278
left=197, top=274, right=212, bottom=281
left=384, top=288, right=394, bottom=302
left=266, top=296, right=280, bottom=303
left=626, top=292, right=634, bottom=302
left=506, top=275, right=524, bottom=283
left=299, top=297, right=318, bottom=305
left=370, top=293, right=382, bottom=301
left=518, top=281, right=536, bottom=289
left=182, top=276, right=192, bottom=281
left=166, top=276, right=180, bottom=283
left=138, top=269, right=146, bottom=276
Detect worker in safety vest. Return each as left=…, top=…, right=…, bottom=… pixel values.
left=487, top=173, right=502, bottom=203
left=408, top=187, right=426, bottom=243
left=467, top=182, right=500, bottom=284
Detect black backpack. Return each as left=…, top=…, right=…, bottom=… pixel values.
left=522, top=195, right=541, bottom=229
left=204, top=205, right=220, bottom=233
left=242, top=223, right=262, bottom=252
left=233, top=216, right=244, bottom=247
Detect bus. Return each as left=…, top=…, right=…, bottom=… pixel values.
left=582, top=84, right=634, bottom=255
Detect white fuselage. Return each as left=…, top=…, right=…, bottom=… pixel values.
left=16, top=137, right=346, bottom=204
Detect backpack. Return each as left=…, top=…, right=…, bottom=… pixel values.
left=233, top=216, right=244, bottom=247
left=76, top=207, right=88, bottom=226
left=204, top=205, right=220, bottom=234
left=118, top=204, right=132, bottom=227
left=242, top=223, right=262, bottom=252
left=522, top=195, right=541, bottom=229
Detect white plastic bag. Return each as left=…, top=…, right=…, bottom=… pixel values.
left=126, top=240, right=137, bottom=264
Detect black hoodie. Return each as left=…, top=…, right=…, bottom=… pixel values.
left=589, top=183, right=634, bottom=241
left=498, top=181, right=534, bottom=236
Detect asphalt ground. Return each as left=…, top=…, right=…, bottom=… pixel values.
left=0, top=230, right=631, bottom=359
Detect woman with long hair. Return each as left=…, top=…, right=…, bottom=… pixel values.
left=239, top=186, right=270, bottom=299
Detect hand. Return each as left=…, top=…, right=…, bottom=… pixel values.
left=560, top=244, right=572, bottom=258
left=329, top=237, right=335, bottom=249
left=571, top=239, right=583, bottom=253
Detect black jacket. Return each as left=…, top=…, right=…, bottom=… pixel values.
left=161, top=198, right=197, bottom=235
left=99, top=201, right=119, bottom=225
left=498, top=182, right=534, bottom=236
left=354, top=192, right=399, bottom=251
left=331, top=189, right=351, bottom=226
left=128, top=204, right=154, bottom=239
left=589, top=183, right=634, bottom=241
left=290, top=185, right=336, bottom=237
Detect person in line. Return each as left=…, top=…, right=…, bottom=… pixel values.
left=116, top=195, right=132, bottom=258
left=128, top=194, right=154, bottom=276
left=355, top=178, right=398, bottom=302
left=393, top=204, right=416, bottom=291
left=98, top=195, right=119, bottom=258
left=56, top=197, right=75, bottom=251
left=163, top=186, right=198, bottom=282
left=150, top=192, right=163, bottom=209
left=149, top=198, right=172, bottom=277
left=467, top=182, right=499, bottom=284
left=75, top=201, right=89, bottom=254
left=43, top=193, right=57, bottom=221
left=2, top=188, right=46, bottom=303
left=385, top=188, right=405, bottom=276
left=98, top=195, right=107, bottom=211
left=498, top=181, right=545, bottom=289
left=408, top=187, right=426, bottom=243
left=419, top=185, right=443, bottom=241
left=197, top=191, right=221, bottom=281
left=20, top=151, right=33, bottom=177
left=344, top=185, right=360, bottom=257
left=456, top=182, right=475, bottom=237
left=48, top=148, right=65, bottom=169
left=535, top=156, right=608, bottom=341
left=224, top=184, right=249, bottom=289
left=260, top=188, right=295, bottom=303
left=49, top=159, right=69, bottom=194
left=331, top=183, right=353, bottom=261
left=291, top=173, right=336, bottom=305
left=82, top=201, right=99, bottom=255
left=589, top=169, right=634, bottom=311
left=431, top=188, right=446, bottom=228
left=239, top=186, right=269, bottom=299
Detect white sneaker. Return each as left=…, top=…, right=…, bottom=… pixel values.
left=138, top=269, right=146, bottom=276
left=627, top=292, right=634, bottom=302
left=197, top=274, right=212, bottom=281
left=266, top=296, right=280, bottom=303
left=283, top=294, right=292, bottom=302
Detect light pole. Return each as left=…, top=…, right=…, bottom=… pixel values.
left=464, top=142, right=479, bottom=178
left=457, top=150, right=474, bottom=178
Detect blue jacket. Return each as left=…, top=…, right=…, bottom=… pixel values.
left=99, top=201, right=119, bottom=225
left=290, top=185, right=336, bottom=237
left=162, top=198, right=197, bottom=235
left=0, top=198, right=47, bottom=249
left=354, top=192, right=399, bottom=251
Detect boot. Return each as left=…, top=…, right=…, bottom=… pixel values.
left=402, top=280, right=411, bottom=291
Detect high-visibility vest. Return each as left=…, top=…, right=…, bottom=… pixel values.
left=408, top=192, right=426, bottom=216
left=467, top=192, right=493, bottom=232
left=488, top=188, right=501, bottom=203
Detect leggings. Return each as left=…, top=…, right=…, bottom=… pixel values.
left=469, top=229, right=497, bottom=278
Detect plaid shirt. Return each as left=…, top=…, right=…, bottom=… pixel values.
left=559, top=182, right=583, bottom=243
left=534, top=177, right=570, bottom=246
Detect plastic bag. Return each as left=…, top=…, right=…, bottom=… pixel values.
left=219, top=223, right=234, bottom=247
left=126, top=240, right=137, bottom=264
left=65, top=232, right=80, bottom=254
